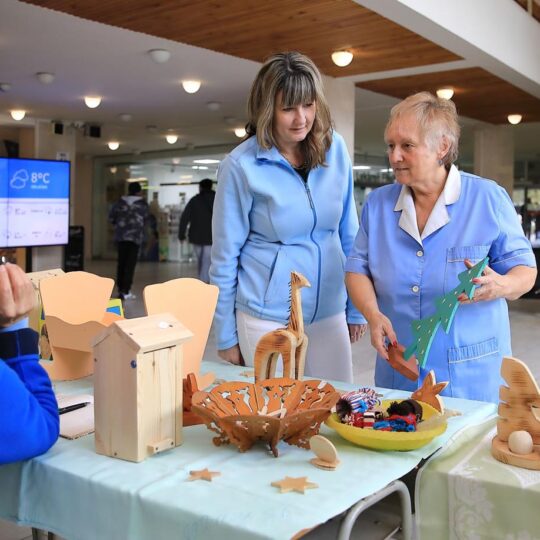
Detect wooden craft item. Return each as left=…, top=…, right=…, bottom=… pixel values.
left=387, top=343, right=419, bottom=381
left=39, top=271, right=122, bottom=380
left=411, top=370, right=448, bottom=413
left=191, top=378, right=340, bottom=457
left=254, top=271, right=310, bottom=381
left=491, top=356, right=540, bottom=470
left=144, top=277, right=218, bottom=390
left=187, top=468, right=221, bottom=482
left=401, top=257, right=488, bottom=370
left=26, top=268, right=64, bottom=333
left=309, top=435, right=340, bottom=470
left=271, top=476, right=318, bottom=494
left=182, top=373, right=204, bottom=427
left=92, top=313, right=192, bottom=463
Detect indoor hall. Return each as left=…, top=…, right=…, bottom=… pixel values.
left=1, top=1, right=540, bottom=539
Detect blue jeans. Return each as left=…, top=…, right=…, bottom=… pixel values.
left=193, top=244, right=212, bottom=283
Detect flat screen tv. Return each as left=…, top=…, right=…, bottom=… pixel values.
left=0, top=157, right=70, bottom=247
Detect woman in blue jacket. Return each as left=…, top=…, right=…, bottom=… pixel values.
left=0, top=262, right=59, bottom=464
left=346, top=92, right=536, bottom=402
left=210, top=52, right=366, bottom=383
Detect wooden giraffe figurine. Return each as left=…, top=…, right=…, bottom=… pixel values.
left=254, top=271, right=310, bottom=381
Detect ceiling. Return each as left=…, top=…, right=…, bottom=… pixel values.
left=0, top=0, right=539, bottom=164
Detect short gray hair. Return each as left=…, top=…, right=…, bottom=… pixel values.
left=384, top=91, right=460, bottom=167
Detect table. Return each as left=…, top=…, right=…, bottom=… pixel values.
left=416, top=417, right=540, bottom=539
left=0, top=361, right=496, bottom=540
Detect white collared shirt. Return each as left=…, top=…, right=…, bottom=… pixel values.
left=393, top=165, right=461, bottom=246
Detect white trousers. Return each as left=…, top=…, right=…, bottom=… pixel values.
left=236, top=311, right=353, bottom=383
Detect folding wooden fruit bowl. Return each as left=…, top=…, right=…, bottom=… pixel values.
left=191, top=378, right=340, bottom=457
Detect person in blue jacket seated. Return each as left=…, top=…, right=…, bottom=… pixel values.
left=210, top=51, right=367, bottom=383
left=345, top=92, right=537, bottom=402
left=0, top=262, right=59, bottom=464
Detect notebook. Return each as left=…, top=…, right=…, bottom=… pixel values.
left=56, top=393, right=95, bottom=439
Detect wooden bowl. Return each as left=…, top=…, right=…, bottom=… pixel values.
left=191, top=378, right=340, bottom=457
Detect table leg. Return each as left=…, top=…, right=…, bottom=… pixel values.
left=337, top=480, right=412, bottom=540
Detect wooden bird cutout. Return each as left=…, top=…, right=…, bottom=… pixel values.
left=187, top=468, right=221, bottom=482
left=254, top=272, right=310, bottom=381
left=411, top=370, right=448, bottom=413
left=271, top=476, right=318, bottom=494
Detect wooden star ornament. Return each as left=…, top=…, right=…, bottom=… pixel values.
left=271, top=476, right=318, bottom=494
left=187, top=468, right=221, bottom=482
left=411, top=370, right=448, bottom=413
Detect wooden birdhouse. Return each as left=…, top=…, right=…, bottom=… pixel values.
left=92, top=313, right=193, bottom=462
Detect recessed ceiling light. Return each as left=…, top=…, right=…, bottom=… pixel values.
left=507, top=114, right=522, bottom=125
left=10, top=110, right=26, bottom=121
left=109, top=166, right=118, bottom=174
left=436, top=88, right=454, bottom=100
left=353, top=165, right=371, bottom=170
left=119, top=113, right=132, bottom=122
left=182, top=80, right=201, bottom=94
left=166, top=134, right=178, bottom=144
left=108, top=141, right=120, bottom=150
left=36, top=72, right=55, bottom=84
left=206, top=101, right=221, bottom=111
left=234, top=127, right=247, bottom=138
left=172, top=158, right=181, bottom=165
left=148, top=49, right=171, bottom=64
left=193, top=159, right=220, bottom=164
left=84, top=96, right=102, bottom=108
left=331, top=51, right=353, bottom=67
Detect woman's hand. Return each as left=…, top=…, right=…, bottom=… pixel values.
left=0, top=263, right=35, bottom=327
left=458, top=259, right=537, bottom=303
left=218, top=344, right=245, bottom=366
left=366, top=312, right=397, bottom=360
left=348, top=323, right=367, bottom=343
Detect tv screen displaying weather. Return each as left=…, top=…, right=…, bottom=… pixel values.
left=0, top=157, right=70, bottom=247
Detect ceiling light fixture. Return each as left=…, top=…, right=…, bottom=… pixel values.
left=172, top=158, right=181, bottom=165
left=234, top=127, right=247, bottom=138
left=36, top=72, right=55, bottom=84
left=10, top=110, right=26, bottom=121
left=148, top=48, right=171, bottom=64
left=206, top=101, right=221, bottom=111
left=84, top=96, right=102, bottom=108
left=193, top=159, right=220, bottom=164
left=182, top=80, right=201, bottom=94
left=353, top=165, right=371, bottom=170
left=108, top=141, right=120, bottom=150
left=507, top=114, right=522, bottom=125
left=165, top=134, right=178, bottom=144
left=119, top=113, right=132, bottom=122
left=331, top=50, right=353, bottom=67
left=436, top=88, right=454, bottom=100
left=109, top=166, right=118, bottom=174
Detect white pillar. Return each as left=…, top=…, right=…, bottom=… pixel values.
left=323, top=75, right=356, bottom=160
left=473, top=125, right=514, bottom=196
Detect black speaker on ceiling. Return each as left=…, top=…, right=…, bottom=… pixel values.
left=85, top=124, right=101, bottom=138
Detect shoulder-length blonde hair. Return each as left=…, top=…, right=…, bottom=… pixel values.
left=384, top=91, right=461, bottom=169
left=246, top=51, right=333, bottom=169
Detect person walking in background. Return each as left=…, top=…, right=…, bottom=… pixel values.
left=109, top=181, right=149, bottom=300
left=178, top=178, right=215, bottom=283
left=210, top=52, right=367, bottom=382
left=0, top=261, right=59, bottom=464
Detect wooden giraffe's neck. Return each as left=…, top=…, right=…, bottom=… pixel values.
left=286, top=281, right=304, bottom=338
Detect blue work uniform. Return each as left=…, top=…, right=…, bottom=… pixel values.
left=345, top=166, right=535, bottom=402
left=210, top=132, right=365, bottom=351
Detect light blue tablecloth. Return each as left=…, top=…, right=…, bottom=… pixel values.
left=0, top=361, right=497, bottom=540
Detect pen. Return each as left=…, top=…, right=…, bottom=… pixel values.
left=58, top=402, right=91, bottom=415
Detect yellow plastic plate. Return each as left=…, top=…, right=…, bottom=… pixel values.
left=325, top=399, right=447, bottom=451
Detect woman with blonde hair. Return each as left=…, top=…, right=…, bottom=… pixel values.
left=210, top=51, right=366, bottom=382
left=346, top=91, right=536, bottom=401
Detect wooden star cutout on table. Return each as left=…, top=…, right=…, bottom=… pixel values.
left=271, top=476, right=318, bottom=494
left=187, top=468, right=221, bottom=482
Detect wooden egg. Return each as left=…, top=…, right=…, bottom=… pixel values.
left=508, top=430, right=534, bottom=455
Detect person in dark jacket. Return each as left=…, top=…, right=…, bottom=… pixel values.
left=109, top=182, right=150, bottom=299
left=0, top=261, right=59, bottom=464
left=178, top=179, right=215, bottom=283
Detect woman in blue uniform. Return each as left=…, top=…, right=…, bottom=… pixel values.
left=210, top=52, right=366, bottom=383
left=346, top=92, right=536, bottom=402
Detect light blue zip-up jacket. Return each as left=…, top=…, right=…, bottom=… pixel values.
left=210, top=131, right=366, bottom=350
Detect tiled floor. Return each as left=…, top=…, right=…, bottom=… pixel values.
left=2, top=259, right=539, bottom=540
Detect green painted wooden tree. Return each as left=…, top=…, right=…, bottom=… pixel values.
left=403, top=257, right=489, bottom=368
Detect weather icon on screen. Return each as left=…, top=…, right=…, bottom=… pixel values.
left=10, top=169, right=29, bottom=189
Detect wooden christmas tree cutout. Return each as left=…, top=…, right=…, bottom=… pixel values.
left=491, top=356, right=540, bottom=470
left=187, top=468, right=221, bottom=481
left=271, top=476, right=318, bottom=494
left=411, top=370, right=448, bottom=413
left=254, top=272, right=310, bottom=381
left=390, top=257, right=489, bottom=381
